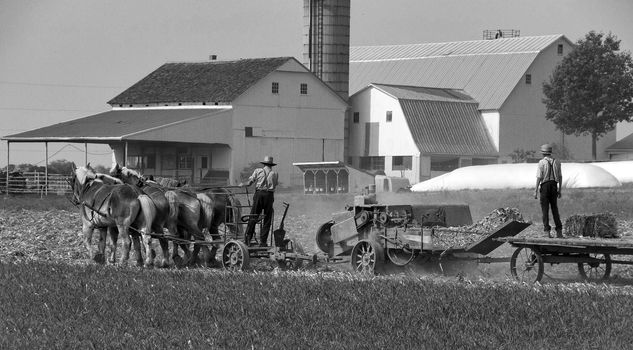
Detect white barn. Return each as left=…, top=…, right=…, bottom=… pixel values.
left=348, top=35, right=617, bottom=181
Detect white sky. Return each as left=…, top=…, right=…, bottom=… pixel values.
left=1, top=0, right=632, bottom=168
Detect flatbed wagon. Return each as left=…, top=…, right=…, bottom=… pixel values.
left=497, top=236, right=633, bottom=283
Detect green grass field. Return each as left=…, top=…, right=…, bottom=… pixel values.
left=3, top=187, right=633, bottom=348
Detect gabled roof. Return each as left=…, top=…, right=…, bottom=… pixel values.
left=350, top=35, right=572, bottom=110
left=371, top=84, right=497, bottom=156
left=606, top=133, right=633, bottom=152
left=108, top=57, right=296, bottom=105
left=2, top=108, right=231, bottom=143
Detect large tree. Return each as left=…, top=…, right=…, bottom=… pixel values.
left=543, top=31, right=633, bottom=159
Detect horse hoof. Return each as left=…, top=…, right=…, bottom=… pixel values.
left=93, top=253, right=105, bottom=264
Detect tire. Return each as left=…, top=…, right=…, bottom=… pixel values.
left=350, top=239, right=384, bottom=275
left=221, top=240, right=250, bottom=271
left=578, top=253, right=612, bottom=281
left=510, top=246, right=544, bottom=283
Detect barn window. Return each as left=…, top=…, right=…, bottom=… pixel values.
left=430, top=157, right=459, bottom=172
left=386, top=111, right=392, bottom=122
left=272, top=82, right=279, bottom=94
left=392, top=156, right=412, bottom=170
left=245, top=127, right=253, bottom=137
left=525, top=74, right=532, bottom=85
left=359, top=156, right=385, bottom=171
left=353, top=112, right=359, bottom=123
left=300, top=83, right=308, bottom=95
left=557, top=44, right=564, bottom=55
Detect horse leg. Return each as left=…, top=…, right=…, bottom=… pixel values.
left=131, top=234, right=144, bottom=267
left=94, top=228, right=107, bottom=264
left=81, top=222, right=95, bottom=262
left=117, top=225, right=132, bottom=266
left=108, top=226, right=119, bottom=264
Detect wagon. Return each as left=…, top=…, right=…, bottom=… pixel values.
left=496, top=236, right=633, bottom=283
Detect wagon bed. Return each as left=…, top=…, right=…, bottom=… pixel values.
left=496, top=235, right=633, bottom=283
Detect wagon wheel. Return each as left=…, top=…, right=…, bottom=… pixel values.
left=315, top=221, right=334, bottom=256
left=577, top=253, right=612, bottom=281
left=386, top=247, right=417, bottom=266
left=351, top=239, right=384, bottom=275
left=222, top=240, right=250, bottom=271
left=510, top=246, right=544, bottom=283
left=278, top=239, right=305, bottom=270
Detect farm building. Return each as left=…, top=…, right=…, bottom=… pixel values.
left=348, top=83, right=498, bottom=184
left=347, top=34, right=618, bottom=182
left=2, top=57, right=348, bottom=188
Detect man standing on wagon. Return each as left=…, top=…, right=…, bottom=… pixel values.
left=239, top=156, right=279, bottom=246
left=534, top=144, right=563, bottom=238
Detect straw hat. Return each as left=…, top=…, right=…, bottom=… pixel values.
left=540, top=144, right=552, bottom=154
left=260, top=156, right=276, bottom=166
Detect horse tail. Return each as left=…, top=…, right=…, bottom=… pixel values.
left=137, top=194, right=156, bottom=234
left=196, top=193, right=214, bottom=229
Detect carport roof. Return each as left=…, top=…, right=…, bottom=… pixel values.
left=1, top=108, right=231, bottom=143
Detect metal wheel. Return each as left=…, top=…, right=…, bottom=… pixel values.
left=222, top=240, right=250, bottom=271
left=278, top=239, right=305, bottom=270
left=578, top=253, right=612, bottom=281
left=351, top=239, right=384, bottom=275
left=510, top=246, right=544, bottom=283
left=315, top=221, right=334, bottom=255
left=386, top=248, right=417, bottom=266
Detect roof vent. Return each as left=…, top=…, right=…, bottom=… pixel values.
left=483, top=29, right=520, bottom=40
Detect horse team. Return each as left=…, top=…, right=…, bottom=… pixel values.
left=69, top=163, right=241, bottom=268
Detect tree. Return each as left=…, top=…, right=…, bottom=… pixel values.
left=543, top=31, right=633, bottom=160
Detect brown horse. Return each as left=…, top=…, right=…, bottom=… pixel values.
left=70, top=164, right=156, bottom=266
left=110, top=164, right=242, bottom=266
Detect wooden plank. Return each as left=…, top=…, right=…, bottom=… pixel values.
left=499, top=236, right=633, bottom=249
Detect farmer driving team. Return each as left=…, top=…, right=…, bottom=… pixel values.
left=239, top=156, right=278, bottom=246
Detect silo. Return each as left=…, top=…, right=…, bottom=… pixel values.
left=303, top=0, right=350, bottom=101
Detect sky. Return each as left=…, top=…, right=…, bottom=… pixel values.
left=1, top=0, right=632, bottom=169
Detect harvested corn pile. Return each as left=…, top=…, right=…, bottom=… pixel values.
left=433, top=208, right=526, bottom=248
left=564, top=213, right=619, bottom=238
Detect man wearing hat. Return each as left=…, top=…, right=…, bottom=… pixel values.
left=534, top=144, right=563, bottom=238
left=239, top=156, right=279, bottom=246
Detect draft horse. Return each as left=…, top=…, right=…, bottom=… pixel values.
left=69, top=164, right=156, bottom=266
left=110, top=164, right=242, bottom=266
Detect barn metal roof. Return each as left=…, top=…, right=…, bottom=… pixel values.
left=371, top=84, right=497, bottom=156
left=350, top=35, right=570, bottom=110
left=108, top=57, right=296, bottom=105
left=606, top=134, right=633, bottom=152
left=2, top=108, right=231, bottom=143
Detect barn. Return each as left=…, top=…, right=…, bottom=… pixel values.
left=347, top=34, right=618, bottom=182
left=2, top=57, right=348, bottom=188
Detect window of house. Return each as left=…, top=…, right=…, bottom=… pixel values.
left=386, top=111, right=392, bottom=122
left=353, top=112, right=359, bottom=123
left=245, top=126, right=253, bottom=137
left=525, top=74, right=532, bottom=85
left=272, top=82, right=279, bottom=94
left=557, top=44, right=564, bottom=55
left=300, top=83, right=308, bottom=95
left=359, top=156, right=385, bottom=171
left=392, top=156, right=412, bottom=170
left=178, top=153, right=193, bottom=169
left=126, top=154, right=155, bottom=170
left=430, top=157, right=459, bottom=172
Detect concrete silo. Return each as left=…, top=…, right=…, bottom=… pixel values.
left=302, top=0, right=350, bottom=102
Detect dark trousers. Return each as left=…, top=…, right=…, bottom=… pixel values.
left=540, top=181, right=562, bottom=232
left=244, top=190, right=274, bottom=244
